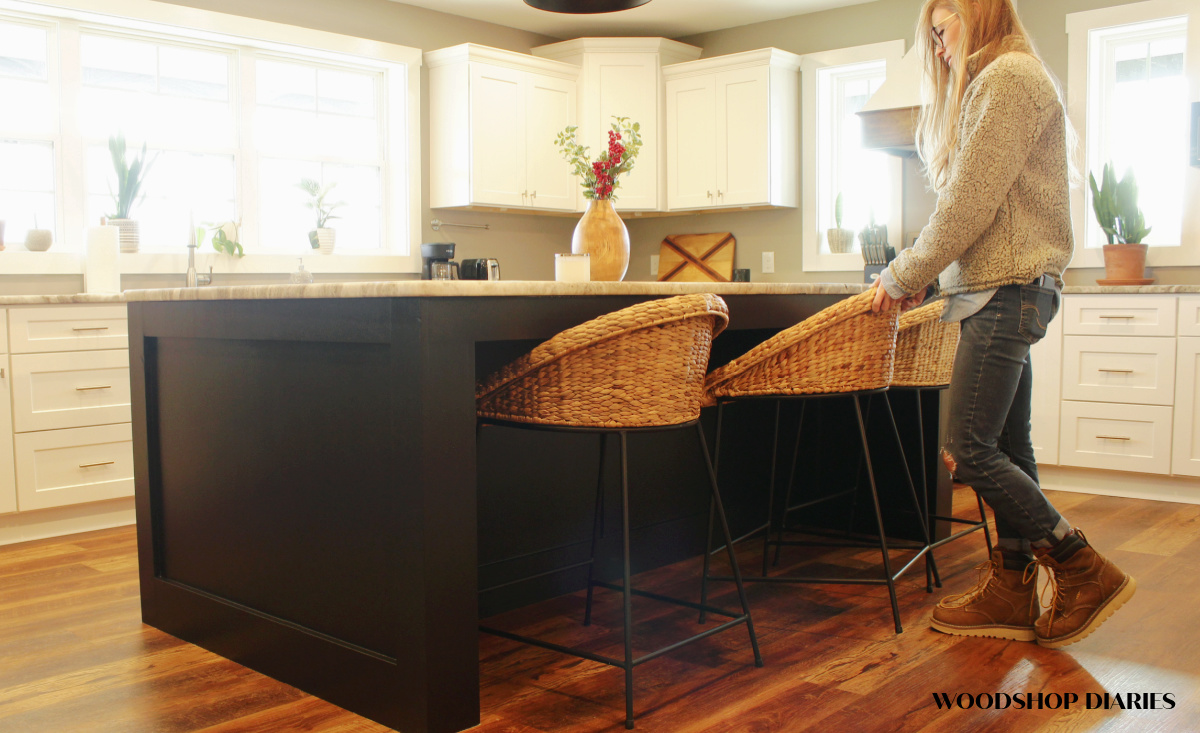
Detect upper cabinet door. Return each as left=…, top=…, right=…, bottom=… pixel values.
left=715, top=66, right=770, bottom=207
left=665, top=74, right=717, bottom=210
left=585, top=53, right=660, bottom=211
left=470, top=63, right=527, bottom=208
left=525, top=72, right=578, bottom=212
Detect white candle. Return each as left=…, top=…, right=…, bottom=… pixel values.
left=85, top=225, right=121, bottom=294
left=555, top=253, right=591, bottom=283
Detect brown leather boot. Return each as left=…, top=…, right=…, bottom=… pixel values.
left=931, top=549, right=1038, bottom=641
left=1033, top=531, right=1136, bottom=649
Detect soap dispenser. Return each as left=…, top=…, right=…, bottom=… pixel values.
left=290, top=258, right=313, bottom=284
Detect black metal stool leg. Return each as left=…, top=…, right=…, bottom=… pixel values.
left=696, top=422, right=763, bottom=668
left=585, top=432, right=608, bottom=626
left=699, top=403, right=725, bottom=624
left=976, top=493, right=994, bottom=553
left=762, top=400, right=782, bottom=577
left=881, top=392, right=939, bottom=593
left=908, top=390, right=939, bottom=590
left=773, top=401, right=807, bottom=567
left=619, top=431, right=635, bottom=730
left=854, top=395, right=904, bottom=634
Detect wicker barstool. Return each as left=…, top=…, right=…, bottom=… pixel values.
left=890, top=299, right=992, bottom=580
left=476, top=293, right=762, bottom=730
left=698, top=289, right=937, bottom=634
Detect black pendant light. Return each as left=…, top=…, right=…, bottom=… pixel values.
left=524, top=0, right=652, bottom=14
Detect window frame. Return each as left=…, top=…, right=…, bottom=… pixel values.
left=0, top=0, right=423, bottom=276
left=800, top=39, right=904, bottom=273
left=1067, top=0, right=1199, bottom=269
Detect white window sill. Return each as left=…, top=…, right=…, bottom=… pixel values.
left=0, top=251, right=421, bottom=276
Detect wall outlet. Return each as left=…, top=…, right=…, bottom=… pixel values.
left=762, top=251, right=775, bottom=274
left=650, top=254, right=659, bottom=276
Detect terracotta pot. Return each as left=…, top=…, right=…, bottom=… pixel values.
left=1102, top=243, right=1149, bottom=281
left=571, top=198, right=629, bottom=282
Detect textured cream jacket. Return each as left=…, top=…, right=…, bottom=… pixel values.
left=887, top=38, right=1074, bottom=296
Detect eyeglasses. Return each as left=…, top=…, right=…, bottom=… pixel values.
left=931, top=13, right=960, bottom=49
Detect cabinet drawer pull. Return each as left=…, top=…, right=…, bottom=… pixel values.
left=78, top=460, right=115, bottom=468
left=76, top=385, right=113, bottom=391
left=1097, top=368, right=1133, bottom=374
left=1096, top=435, right=1132, bottom=441
left=72, top=326, right=110, bottom=332
left=1098, top=315, right=1135, bottom=320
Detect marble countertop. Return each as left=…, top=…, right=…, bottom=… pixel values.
left=4, top=281, right=1199, bottom=305
left=118, top=280, right=872, bottom=301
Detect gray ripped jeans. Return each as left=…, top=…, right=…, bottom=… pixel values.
left=943, top=281, right=1072, bottom=554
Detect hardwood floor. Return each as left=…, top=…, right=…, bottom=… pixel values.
left=2, top=489, right=1197, bottom=732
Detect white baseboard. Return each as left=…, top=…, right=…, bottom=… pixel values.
left=1039, top=464, right=1200, bottom=505
left=0, top=497, right=136, bottom=547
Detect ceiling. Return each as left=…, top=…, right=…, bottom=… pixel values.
left=387, top=0, right=877, bottom=40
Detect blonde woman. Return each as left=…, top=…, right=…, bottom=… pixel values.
left=870, top=0, right=1134, bottom=648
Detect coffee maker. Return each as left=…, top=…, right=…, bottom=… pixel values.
left=421, top=242, right=458, bottom=280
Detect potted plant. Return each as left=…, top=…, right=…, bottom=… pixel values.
left=107, top=133, right=155, bottom=253
left=827, top=192, right=854, bottom=254
left=196, top=220, right=244, bottom=257
left=1089, top=162, right=1153, bottom=284
left=297, top=178, right=342, bottom=255
left=555, top=116, right=643, bottom=281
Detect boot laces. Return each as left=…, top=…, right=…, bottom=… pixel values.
left=940, top=556, right=1000, bottom=608
left=1031, top=528, right=1089, bottom=630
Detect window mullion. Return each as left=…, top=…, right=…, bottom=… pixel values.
left=57, top=18, right=84, bottom=253
left=238, top=47, right=259, bottom=254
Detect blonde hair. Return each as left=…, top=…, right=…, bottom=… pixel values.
left=914, top=0, right=1052, bottom=189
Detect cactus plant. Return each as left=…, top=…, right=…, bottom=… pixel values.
left=1089, top=162, right=1152, bottom=244
left=834, top=192, right=844, bottom=230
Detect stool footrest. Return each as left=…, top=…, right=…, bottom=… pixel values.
left=707, top=544, right=929, bottom=586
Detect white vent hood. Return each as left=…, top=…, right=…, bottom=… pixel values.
left=858, top=46, right=926, bottom=157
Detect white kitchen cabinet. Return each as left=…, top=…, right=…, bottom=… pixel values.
left=0, top=310, right=16, bottom=516
left=1057, top=294, right=1178, bottom=476
left=1030, top=307, right=1063, bottom=465
left=1172, top=336, right=1200, bottom=476
left=532, top=38, right=702, bottom=213
left=663, top=49, right=800, bottom=212
left=427, top=44, right=579, bottom=212
left=4, top=304, right=133, bottom=513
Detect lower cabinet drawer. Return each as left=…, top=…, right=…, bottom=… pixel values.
left=1058, top=401, right=1173, bottom=474
left=14, top=423, right=134, bottom=511
left=11, top=350, right=132, bottom=432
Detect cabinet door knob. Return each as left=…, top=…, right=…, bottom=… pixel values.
left=707, top=191, right=713, bottom=198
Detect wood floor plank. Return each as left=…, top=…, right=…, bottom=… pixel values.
left=3, top=491, right=1199, bottom=732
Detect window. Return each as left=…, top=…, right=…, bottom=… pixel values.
left=0, top=0, right=421, bottom=274
left=1068, top=0, right=1200, bottom=268
left=801, top=40, right=904, bottom=272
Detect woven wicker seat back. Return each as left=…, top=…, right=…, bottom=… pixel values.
left=476, top=293, right=730, bottom=428
left=704, top=289, right=899, bottom=402
left=892, top=299, right=959, bottom=387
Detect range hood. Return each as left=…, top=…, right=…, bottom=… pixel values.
left=857, top=46, right=925, bottom=157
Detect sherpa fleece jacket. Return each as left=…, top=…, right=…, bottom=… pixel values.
left=887, top=37, right=1073, bottom=296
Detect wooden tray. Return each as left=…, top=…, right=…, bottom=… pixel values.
left=657, top=232, right=736, bottom=282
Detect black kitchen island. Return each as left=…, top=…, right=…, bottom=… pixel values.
left=126, top=281, right=947, bottom=733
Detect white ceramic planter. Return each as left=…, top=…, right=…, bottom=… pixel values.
left=109, top=219, right=140, bottom=253
left=309, top=227, right=335, bottom=255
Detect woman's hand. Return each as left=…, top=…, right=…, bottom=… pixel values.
left=871, top=279, right=928, bottom=313
left=870, top=278, right=899, bottom=313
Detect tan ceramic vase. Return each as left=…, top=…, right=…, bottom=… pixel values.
left=571, top=198, right=629, bottom=282
left=1102, top=243, right=1150, bottom=281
